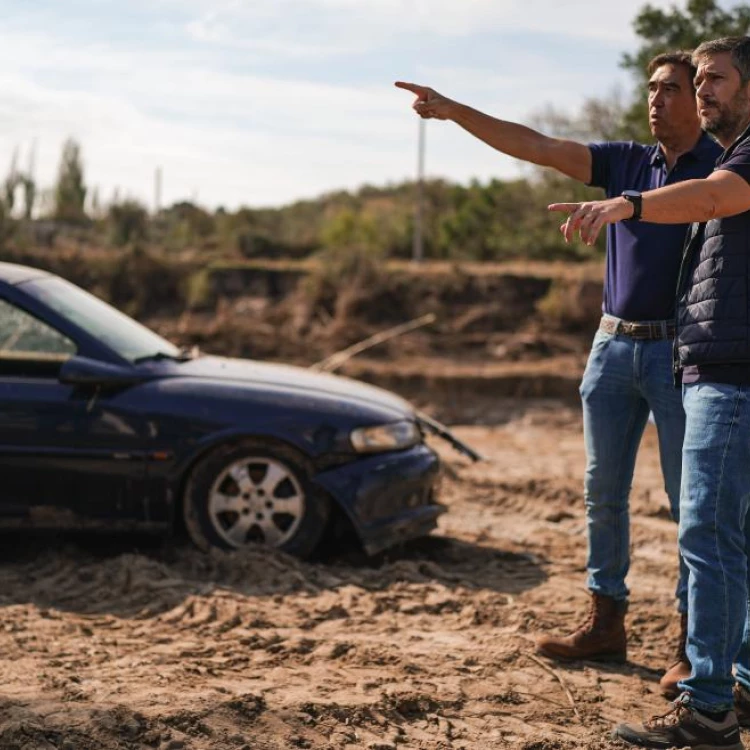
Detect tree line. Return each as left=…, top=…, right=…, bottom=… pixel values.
left=1, top=1, right=748, bottom=265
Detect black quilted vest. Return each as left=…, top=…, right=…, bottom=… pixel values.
left=675, top=127, right=750, bottom=373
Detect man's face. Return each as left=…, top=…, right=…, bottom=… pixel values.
left=647, top=63, right=699, bottom=143
left=695, top=51, right=750, bottom=146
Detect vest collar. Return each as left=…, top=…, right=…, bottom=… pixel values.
left=717, top=120, right=750, bottom=166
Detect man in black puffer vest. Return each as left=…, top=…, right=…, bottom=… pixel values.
left=549, top=35, right=750, bottom=750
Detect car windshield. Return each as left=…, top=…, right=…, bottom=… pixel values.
left=22, top=276, right=183, bottom=363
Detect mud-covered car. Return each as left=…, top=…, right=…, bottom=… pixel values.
left=0, top=262, right=447, bottom=557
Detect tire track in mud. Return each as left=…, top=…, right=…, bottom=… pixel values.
left=0, top=540, right=547, bottom=749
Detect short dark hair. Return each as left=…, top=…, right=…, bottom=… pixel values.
left=693, top=36, right=750, bottom=85
left=647, top=51, right=698, bottom=90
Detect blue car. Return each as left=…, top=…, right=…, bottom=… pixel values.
left=0, top=261, right=448, bottom=557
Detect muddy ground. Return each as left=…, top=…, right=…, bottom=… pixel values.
left=0, top=398, right=697, bottom=750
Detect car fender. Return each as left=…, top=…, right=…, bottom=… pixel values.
left=311, top=444, right=442, bottom=549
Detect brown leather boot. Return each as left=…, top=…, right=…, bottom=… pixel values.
left=535, top=593, right=627, bottom=662
left=659, top=612, right=690, bottom=699
left=733, top=683, right=750, bottom=727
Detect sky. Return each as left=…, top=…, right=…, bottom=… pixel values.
left=0, top=0, right=715, bottom=211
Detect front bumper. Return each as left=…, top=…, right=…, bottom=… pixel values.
left=313, top=443, right=444, bottom=556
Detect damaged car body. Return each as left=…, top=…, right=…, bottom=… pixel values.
left=0, top=262, right=451, bottom=557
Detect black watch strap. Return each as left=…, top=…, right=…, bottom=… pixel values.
left=621, top=190, right=642, bottom=221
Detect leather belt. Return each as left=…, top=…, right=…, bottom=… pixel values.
left=599, top=315, right=676, bottom=340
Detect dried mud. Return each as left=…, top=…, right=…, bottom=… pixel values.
left=0, top=401, right=698, bottom=749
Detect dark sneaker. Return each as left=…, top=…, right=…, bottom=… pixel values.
left=612, top=694, right=742, bottom=750
left=733, top=682, right=750, bottom=728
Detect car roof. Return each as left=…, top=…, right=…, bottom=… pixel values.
left=0, top=262, right=52, bottom=286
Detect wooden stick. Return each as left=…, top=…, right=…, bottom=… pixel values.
left=310, top=313, right=436, bottom=373
left=525, top=653, right=583, bottom=724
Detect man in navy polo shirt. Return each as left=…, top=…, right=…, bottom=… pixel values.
left=396, top=52, right=721, bottom=695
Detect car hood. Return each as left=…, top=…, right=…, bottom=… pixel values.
left=167, top=355, right=413, bottom=416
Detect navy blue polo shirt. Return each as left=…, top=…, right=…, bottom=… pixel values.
left=588, top=133, right=721, bottom=321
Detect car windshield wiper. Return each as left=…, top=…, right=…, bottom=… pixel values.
left=133, top=346, right=199, bottom=364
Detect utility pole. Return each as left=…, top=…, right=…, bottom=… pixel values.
left=154, top=167, right=162, bottom=213
left=24, top=139, right=38, bottom=219
left=412, top=117, right=425, bottom=263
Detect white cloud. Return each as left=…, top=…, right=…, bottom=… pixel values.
left=0, top=28, right=421, bottom=208
left=0, top=0, right=700, bottom=208
left=181, top=0, right=683, bottom=53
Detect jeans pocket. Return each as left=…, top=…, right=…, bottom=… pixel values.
left=580, top=330, right=615, bottom=397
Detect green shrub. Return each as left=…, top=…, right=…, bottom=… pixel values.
left=108, top=200, right=149, bottom=246
left=185, top=268, right=216, bottom=311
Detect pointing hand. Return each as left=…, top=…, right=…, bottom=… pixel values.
left=395, top=81, right=453, bottom=120
left=548, top=198, right=635, bottom=245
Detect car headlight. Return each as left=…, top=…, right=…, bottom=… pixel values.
left=350, top=420, right=421, bottom=453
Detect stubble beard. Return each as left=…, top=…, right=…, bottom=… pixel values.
left=701, top=91, right=750, bottom=144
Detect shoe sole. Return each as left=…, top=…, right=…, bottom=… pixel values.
left=612, top=728, right=744, bottom=750
left=536, top=648, right=627, bottom=663
left=612, top=739, right=744, bottom=750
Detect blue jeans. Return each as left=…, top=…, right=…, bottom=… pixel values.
left=678, top=382, right=750, bottom=711
left=580, top=327, right=687, bottom=611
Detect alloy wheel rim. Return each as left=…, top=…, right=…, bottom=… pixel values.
left=207, top=456, right=305, bottom=548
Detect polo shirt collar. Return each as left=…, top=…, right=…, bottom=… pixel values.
left=650, top=131, right=717, bottom=167
left=691, top=131, right=721, bottom=160
left=649, top=146, right=666, bottom=167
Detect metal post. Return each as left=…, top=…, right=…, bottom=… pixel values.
left=413, top=118, right=425, bottom=263
left=155, top=167, right=162, bottom=213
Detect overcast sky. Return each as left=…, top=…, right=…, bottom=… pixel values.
left=0, top=0, right=713, bottom=211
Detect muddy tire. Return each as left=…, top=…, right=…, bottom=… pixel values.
left=183, top=439, right=330, bottom=559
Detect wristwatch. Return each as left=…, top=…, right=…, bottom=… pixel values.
left=621, top=190, right=642, bottom=221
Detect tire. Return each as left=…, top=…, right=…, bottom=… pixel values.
left=183, top=438, right=330, bottom=559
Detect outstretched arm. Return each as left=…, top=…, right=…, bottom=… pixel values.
left=395, top=81, right=593, bottom=184
left=548, top=170, right=750, bottom=245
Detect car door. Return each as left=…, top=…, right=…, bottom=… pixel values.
left=0, top=296, right=150, bottom=526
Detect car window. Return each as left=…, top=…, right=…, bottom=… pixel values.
left=21, top=276, right=181, bottom=363
left=0, top=298, right=76, bottom=358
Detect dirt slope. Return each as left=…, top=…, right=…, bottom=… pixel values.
left=0, top=400, right=702, bottom=750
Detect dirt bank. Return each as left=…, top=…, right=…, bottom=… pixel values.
left=0, top=401, right=696, bottom=750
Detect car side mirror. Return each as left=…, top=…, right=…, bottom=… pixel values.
left=58, top=355, right=146, bottom=388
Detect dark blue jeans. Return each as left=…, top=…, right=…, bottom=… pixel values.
left=678, top=382, right=750, bottom=711
left=580, top=327, right=686, bottom=611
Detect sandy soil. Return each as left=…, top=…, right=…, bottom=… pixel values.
left=0, top=400, right=697, bottom=750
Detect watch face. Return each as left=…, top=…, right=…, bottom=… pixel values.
left=622, top=191, right=641, bottom=219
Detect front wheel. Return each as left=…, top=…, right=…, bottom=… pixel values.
left=183, top=439, right=330, bottom=558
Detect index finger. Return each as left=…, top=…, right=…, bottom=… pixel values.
left=548, top=203, right=583, bottom=214
left=395, top=81, right=428, bottom=98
